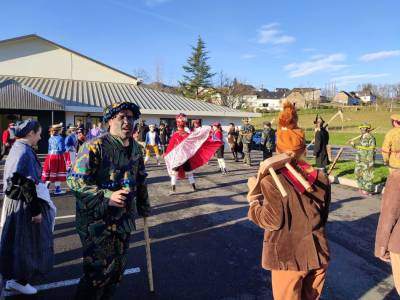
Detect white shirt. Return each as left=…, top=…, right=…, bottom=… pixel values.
left=148, top=131, right=157, bottom=145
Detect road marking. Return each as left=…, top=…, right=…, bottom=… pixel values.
left=3, top=267, right=140, bottom=296
left=55, top=214, right=76, bottom=220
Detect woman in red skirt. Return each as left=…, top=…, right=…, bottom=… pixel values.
left=41, top=123, right=66, bottom=195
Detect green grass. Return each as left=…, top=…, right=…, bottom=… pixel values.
left=331, top=161, right=389, bottom=184
left=304, top=131, right=385, bottom=147
left=305, top=159, right=389, bottom=184
left=254, top=107, right=396, bottom=146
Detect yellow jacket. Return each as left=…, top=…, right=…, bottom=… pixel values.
left=382, top=127, right=400, bottom=169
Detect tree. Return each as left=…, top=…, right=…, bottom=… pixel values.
left=179, top=36, right=215, bottom=99
left=216, top=71, right=255, bottom=108
left=132, top=68, right=151, bottom=83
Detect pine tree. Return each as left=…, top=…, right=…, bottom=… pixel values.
left=180, top=36, right=215, bottom=100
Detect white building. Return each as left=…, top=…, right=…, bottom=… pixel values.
left=252, top=98, right=282, bottom=112
left=243, top=88, right=289, bottom=112
left=0, top=34, right=259, bottom=152
left=357, top=91, right=377, bottom=104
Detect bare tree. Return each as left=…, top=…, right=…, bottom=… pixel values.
left=132, top=68, right=151, bottom=83
left=154, top=60, right=164, bottom=85
left=322, top=82, right=337, bottom=99
left=215, top=71, right=255, bottom=108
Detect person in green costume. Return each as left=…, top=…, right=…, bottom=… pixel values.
left=351, top=122, right=376, bottom=195
left=68, top=102, right=150, bottom=299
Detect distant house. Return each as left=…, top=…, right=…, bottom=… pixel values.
left=283, top=88, right=321, bottom=109
left=242, top=94, right=258, bottom=108
left=333, top=91, right=360, bottom=105
left=242, top=88, right=290, bottom=112
left=251, top=88, right=289, bottom=112
left=357, top=90, right=377, bottom=104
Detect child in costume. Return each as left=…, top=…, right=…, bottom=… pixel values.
left=212, top=122, right=227, bottom=174
left=41, top=123, right=66, bottom=195
left=158, top=123, right=169, bottom=154
left=144, top=124, right=161, bottom=165
left=227, top=123, right=239, bottom=162
left=64, top=125, right=78, bottom=172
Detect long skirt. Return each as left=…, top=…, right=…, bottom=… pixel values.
left=0, top=196, right=54, bottom=281
left=42, top=153, right=67, bottom=182
left=64, top=150, right=76, bottom=171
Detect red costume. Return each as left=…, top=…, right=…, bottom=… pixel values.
left=164, top=114, right=222, bottom=193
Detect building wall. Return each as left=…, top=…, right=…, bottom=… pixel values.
left=333, top=92, right=349, bottom=104
left=284, top=92, right=306, bottom=108
left=253, top=98, right=282, bottom=111
left=0, top=37, right=137, bottom=84
left=284, top=90, right=321, bottom=108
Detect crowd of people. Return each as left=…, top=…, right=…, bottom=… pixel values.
left=0, top=103, right=399, bottom=299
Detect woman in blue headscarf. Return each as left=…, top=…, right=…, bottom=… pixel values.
left=0, top=120, right=54, bottom=295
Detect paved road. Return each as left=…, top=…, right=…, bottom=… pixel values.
left=0, top=152, right=397, bottom=299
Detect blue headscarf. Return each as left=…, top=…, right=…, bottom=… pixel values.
left=103, top=102, right=141, bottom=123
left=14, top=119, right=39, bottom=138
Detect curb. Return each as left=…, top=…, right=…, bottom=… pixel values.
left=329, top=175, right=384, bottom=194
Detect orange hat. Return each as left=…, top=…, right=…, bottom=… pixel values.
left=276, top=101, right=305, bottom=156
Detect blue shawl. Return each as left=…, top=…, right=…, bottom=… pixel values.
left=3, top=140, right=42, bottom=192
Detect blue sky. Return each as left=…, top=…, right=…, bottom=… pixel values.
left=1, top=0, right=399, bottom=90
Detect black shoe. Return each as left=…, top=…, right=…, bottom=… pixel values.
left=169, top=185, right=176, bottom=195
left=191, top=183, right=196, bottom=192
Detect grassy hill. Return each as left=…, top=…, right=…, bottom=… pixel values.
left=253, top=107, right=397, bottom=146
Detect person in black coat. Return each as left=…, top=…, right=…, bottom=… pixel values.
left=313, top=115, right=330, bottom=172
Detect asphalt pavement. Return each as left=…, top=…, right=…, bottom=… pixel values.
left=0, top=152, right=397, bottom=300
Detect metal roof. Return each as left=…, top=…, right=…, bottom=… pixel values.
left=0, top=75, right=258, bottom=117
left=0, top=79, right=64, bottom=111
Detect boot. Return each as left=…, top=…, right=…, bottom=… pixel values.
left=232, top=151, right=238, bottom=162
left=222, top=168, right=227, bottom=175
left=169, top=185, right=176, bottom=195
left=191, top=183, right=196, bottom=192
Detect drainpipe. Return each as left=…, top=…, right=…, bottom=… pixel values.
left=51, top=110, right=54, bottom=124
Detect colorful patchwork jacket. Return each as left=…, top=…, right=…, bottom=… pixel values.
left=67, top=133, right=150, bottom=240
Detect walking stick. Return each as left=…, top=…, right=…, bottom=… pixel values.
left=346, top=127, right=379, bottom=144
left=327, top=147, right=344, bottom=175
left=143, top=217, right=154, bottom=292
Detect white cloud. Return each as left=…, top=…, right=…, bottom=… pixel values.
left=360, top=50, right=400, bottom=62
left=257, top=23, right=295, bottom=45
left=284, top=53, right=348, bottom=78
left=241, top=53, right=256, bottom=59
left=331, top=73, right=390, bottom=86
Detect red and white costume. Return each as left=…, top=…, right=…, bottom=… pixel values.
left=164, top=114, right=222, bottom=189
